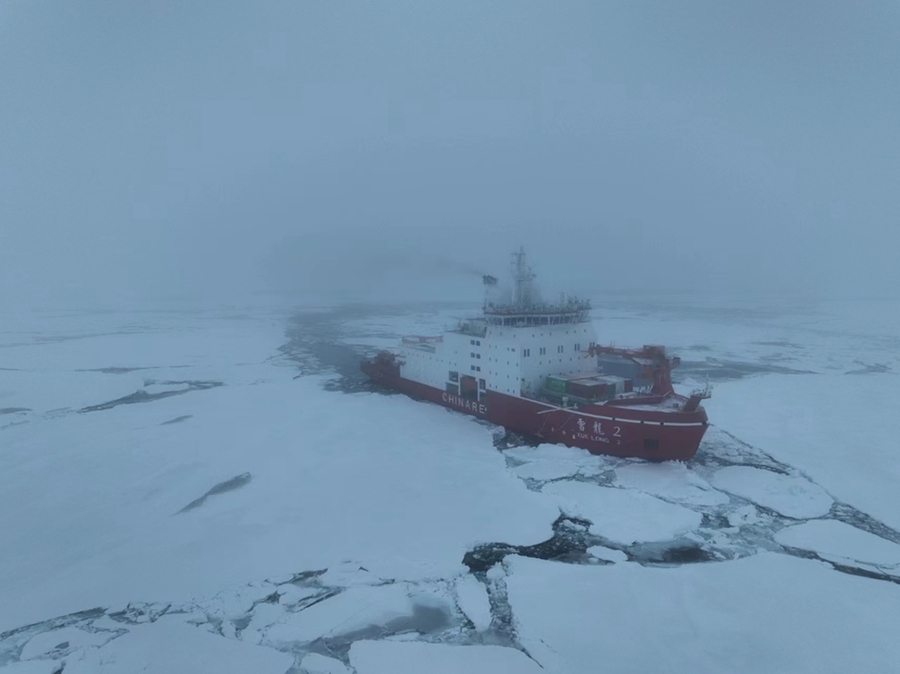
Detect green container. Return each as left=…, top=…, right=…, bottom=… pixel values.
left=545, top=376, right=568, bottom=392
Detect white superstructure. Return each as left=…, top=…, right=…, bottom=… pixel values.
left=398, top=249, right=598, bottom=402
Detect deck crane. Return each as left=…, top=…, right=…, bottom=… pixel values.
left=585, top=344, right=679, bottom=395
left=585, top=344, right=711, bottom=411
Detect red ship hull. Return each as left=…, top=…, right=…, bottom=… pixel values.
left=362, top=358, right=708, bottom=461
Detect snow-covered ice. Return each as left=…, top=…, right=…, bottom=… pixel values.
left=505, top=553, right=900, bottom=673
left=0, top=310, right=556, bottom=632
left=586, top=546, right=628, bottom=562
left=300, top=652, right=352, bottom=674
left=2, top=297, right=899, bottom=672
left=710, top=465, right=833, bottom=519
left=263, top=583, right=445, bottom=645
left=453, top=575, right=493, bottom=631
left=349, top=640, right=544, bottom=674
left=20, top=627, right=112, bottom=660
left=615, top=461, right=729, bottom=506
left=776, top=520, right=900, bottom=568
left=0, top=662, right=61, bottom=674
left=541, top=481, right=702, bottom=543
left=61, top=617, right=293, bottom=674
left=714, top=373, right=900, bottom=529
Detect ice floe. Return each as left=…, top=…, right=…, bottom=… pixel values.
left=505, top=553, right=900, bottom=673
left=453, top=575, right=492, bottom=631
left=541, top=481, right=702, bottom=543
left=710, top=465, right=833, bottom=519
left=714, top=373, right=900, bottom=529
left=349, top=640, right=543, bottom=674
left=776, top=519, right=900, bottom=568
left=615, top=461, right=729, bottom=506
left=586, top=546, right=628, bottom=562
left=62, top=617, right=293, bottom=674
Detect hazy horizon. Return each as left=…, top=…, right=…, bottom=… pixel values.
left=2, top=1, right=898, bottom=308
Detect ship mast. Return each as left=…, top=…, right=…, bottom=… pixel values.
left=511, top=247, right=536, bottom=310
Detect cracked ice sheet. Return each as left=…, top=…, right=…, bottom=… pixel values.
left=505, top=554, right=900, bottom=674
left=506, top=445, right=611, bottom=481
left=349, top=640, right=544, bottom=674
left=453, top=575, right=492, bottom=631
left=713, top=373, right=900, bottom=530
left=263, top=583, right=446, bottom=645
left=709, top=465, right=833, bottom=519
left=0, top=663, right=61, bottom=674
left=0, top=310, right=556, bottom=633
left=542, top=481, right=701, bottom=544
left=614, top=461, right=729, bottom=506
left=62, top=617, right=293, bottom=674
left=776, top=520, right=900, bottom=569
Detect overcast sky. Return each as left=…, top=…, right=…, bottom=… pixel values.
left=1, top=1, right=898, bottom=306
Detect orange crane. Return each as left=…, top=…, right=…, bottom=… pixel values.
left=585, top=344, right=681, bottom=395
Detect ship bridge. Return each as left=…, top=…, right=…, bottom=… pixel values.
left=483, top=300, right=591, bottom=327
left=482, top=248, right=591, bottom=327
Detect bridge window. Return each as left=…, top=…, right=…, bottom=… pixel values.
left=523, top=348, right=531, bottom=357
left=539, top=347, right=546, bottom=355
left=575, top=343, right=580, bottom=351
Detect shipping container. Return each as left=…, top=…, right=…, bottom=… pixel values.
left=545, top=376, right=569, bottom=393
left=566, top=380, right=608, bottom=399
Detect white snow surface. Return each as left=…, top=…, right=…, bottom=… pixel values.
left=776, top=520, right=900, bottom=568
left=453, top=575, right=492, bottom=631
left=586, top=546, right=628, bottom=562
left=299, top=653, right=352, bottom=674
left=614, top=461, right=729, bottom=506
left=3, top=298, right=900, bottom=672
left=710, top=465, right=833, bottom=519
left=263, top=583, right=443, bottom=645
left=20, top=627, right=112, bottom=660
left=349, top=640, right=543, bottom=674
left=714, top=373, right=900, bottom=529
left=61, top=617, right=293, bottom=674
left=541, top=481, right=702, bottom=543
left=0, top=662, right=62, bottom=674
left=505, top=554, right=900, bottom=674
left=0, top=309, right=555, bottom=632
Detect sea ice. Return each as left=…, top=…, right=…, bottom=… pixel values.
left=710, top=465, right=833, bottom=519
left=0, top=662, right=62, bottom=674
left=61, top=617, right=292, bottom=674
left=541, top=481, right=702, bottom=543
left=20, top=627, right=112, bottom=660
left=614, top=461, right=729, bottom=506
left=505, top=553, right=900, bottom=673
left=300, top=653, right=352, bottom=674
left=586, top=546, right=628, bottom=562
left=714, top=373, right=900, bottom=529
left=453, top=574, right=492, bottom=631
left=776, top=520, right=900, bottom=568
left=349, top=640, right=543, bottom=674
left=263, top=584, right=438, bottom=645
left=0, top=310, right=556, bottom=632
